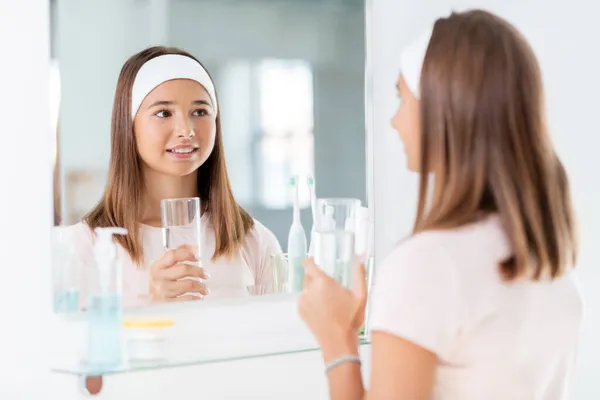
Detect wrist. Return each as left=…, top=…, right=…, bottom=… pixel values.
left=320, top=330, right=360, bottom=364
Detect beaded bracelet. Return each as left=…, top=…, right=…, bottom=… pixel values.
left=325, top=355, right=362, bottom=374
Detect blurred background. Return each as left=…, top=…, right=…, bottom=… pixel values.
left=50, top=0, right=366, bottom=248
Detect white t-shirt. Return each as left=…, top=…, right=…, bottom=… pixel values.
left=369, top=214, right=583, bottom=400
left=64, top=214, right=282, bottom=308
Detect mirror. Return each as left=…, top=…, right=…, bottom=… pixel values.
left=50, top=0, right=367, bottom=313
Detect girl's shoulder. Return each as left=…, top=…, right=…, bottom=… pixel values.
left=54, top=221, right=96, bottom=246
left=245, top=219, right=282, bottom=253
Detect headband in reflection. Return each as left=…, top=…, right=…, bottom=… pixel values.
left=131, top=54, right=218, bottom=119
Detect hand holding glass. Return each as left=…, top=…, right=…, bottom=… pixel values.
left=154, top=197, right=208, bottom=300
left=160, top=197, right=202, bottom=258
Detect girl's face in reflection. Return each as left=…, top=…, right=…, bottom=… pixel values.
left=390, top=75, right=421, bottom=172
left=133, top=79, right=217, bottom=177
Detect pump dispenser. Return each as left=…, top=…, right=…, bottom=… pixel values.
left=323, top=205, right=336, bottom=231
left=86, top=227, right=128, bottom=373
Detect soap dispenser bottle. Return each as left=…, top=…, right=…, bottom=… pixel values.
left=86, top=227, right=128, bottom=374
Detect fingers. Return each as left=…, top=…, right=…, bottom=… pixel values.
left=168, top=278, right=209, bottom=298
left=353, top=263, right=368, bottom=304
left=172, top=294, right=203, bottom=302
left=154, top=293, right=204, bottom=303
left=297, top=294, right=309, bottom=322
left=150, top=289, right=205, bottom=303
left=153, top=245, right=198, bottom=270
left=162, top=262, right=209, bottom=281
left=150, top=248, right=210, bottom=301
left=303, top=257, right=327, bottom=280
left=302, top=263, right=312, bottom=289
left=351, top=263, right=368, bottom=330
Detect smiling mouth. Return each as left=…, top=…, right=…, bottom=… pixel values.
left=166, top=147, right=199, bottom=155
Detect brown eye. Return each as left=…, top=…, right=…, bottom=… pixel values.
left=155, top=110, right=171, bottom=118
left=192, top=109, right=209, bottom=117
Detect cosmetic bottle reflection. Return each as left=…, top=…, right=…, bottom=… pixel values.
left=85, top=227, right=128, bottom=374
left=51, top=227, right=80, bottom=314
left=313, top=198, right=361, bottom=289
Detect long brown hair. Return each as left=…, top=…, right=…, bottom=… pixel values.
left=413, top=10, right=577, bottom=281
left=85, top=46, right=254, bottom=265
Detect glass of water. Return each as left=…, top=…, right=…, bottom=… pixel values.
left=160, top=197, right=202, bottom=259
left=313, top=198, right=361, bottom=288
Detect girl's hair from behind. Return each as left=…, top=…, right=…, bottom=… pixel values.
left=413, top=10, right=577, bottom=281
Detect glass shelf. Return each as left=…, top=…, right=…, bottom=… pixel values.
left=49, top=305, right=371, bottom=377
left=51, top=335, right=370, bottom=377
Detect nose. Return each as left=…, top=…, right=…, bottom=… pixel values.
left=177, top=129, right=196, bottom=138
left=175, top=114, right=195, bottom=138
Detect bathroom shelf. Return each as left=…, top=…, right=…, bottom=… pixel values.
left=51, top=334, right=370, bottom=377
left=49, top=295, right=370, bottom=377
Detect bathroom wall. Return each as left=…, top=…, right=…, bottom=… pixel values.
left=0, top=1, right=56, bottom=398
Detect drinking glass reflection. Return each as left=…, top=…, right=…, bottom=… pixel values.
left=160, top=197, right=202, bottom=258
left=313, top=198, right=361, bottom=288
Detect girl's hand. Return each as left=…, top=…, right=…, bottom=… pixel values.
left=149, top=244, right=209, bottom=302
left=298, top=258, right=368, bottom=361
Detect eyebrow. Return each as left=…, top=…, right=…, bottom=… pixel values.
left=147, top=99, right=212, bottom=109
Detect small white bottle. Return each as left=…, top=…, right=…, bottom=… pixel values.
left=287, top=175, right=307, bottom=293
left=354, top=206, right=370, bottom=260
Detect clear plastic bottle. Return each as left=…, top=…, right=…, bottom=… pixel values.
left=51, top=226, right=80, bottom=313
left=86, top=227, right=127, bottom=374
left=287, top=175, right=307, bottom=293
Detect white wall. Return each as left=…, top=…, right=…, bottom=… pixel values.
left=0, top=1, right=72, bottom=398
left=372, top=0, right=600, bottom=398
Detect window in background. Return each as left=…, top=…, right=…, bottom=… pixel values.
left=257, top=59, right=314, bottom=209
left=219, top=59, right=314, bottom=210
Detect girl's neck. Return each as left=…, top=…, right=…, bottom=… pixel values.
left=140, top=168, right=199, bottom=227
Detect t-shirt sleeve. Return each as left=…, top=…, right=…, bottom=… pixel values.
left=368, top=233, right=462, bottom=359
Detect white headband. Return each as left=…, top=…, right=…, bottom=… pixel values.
left=398, top=26, right=434, bottom=99
left=130, top=54, right=218, bottom=119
